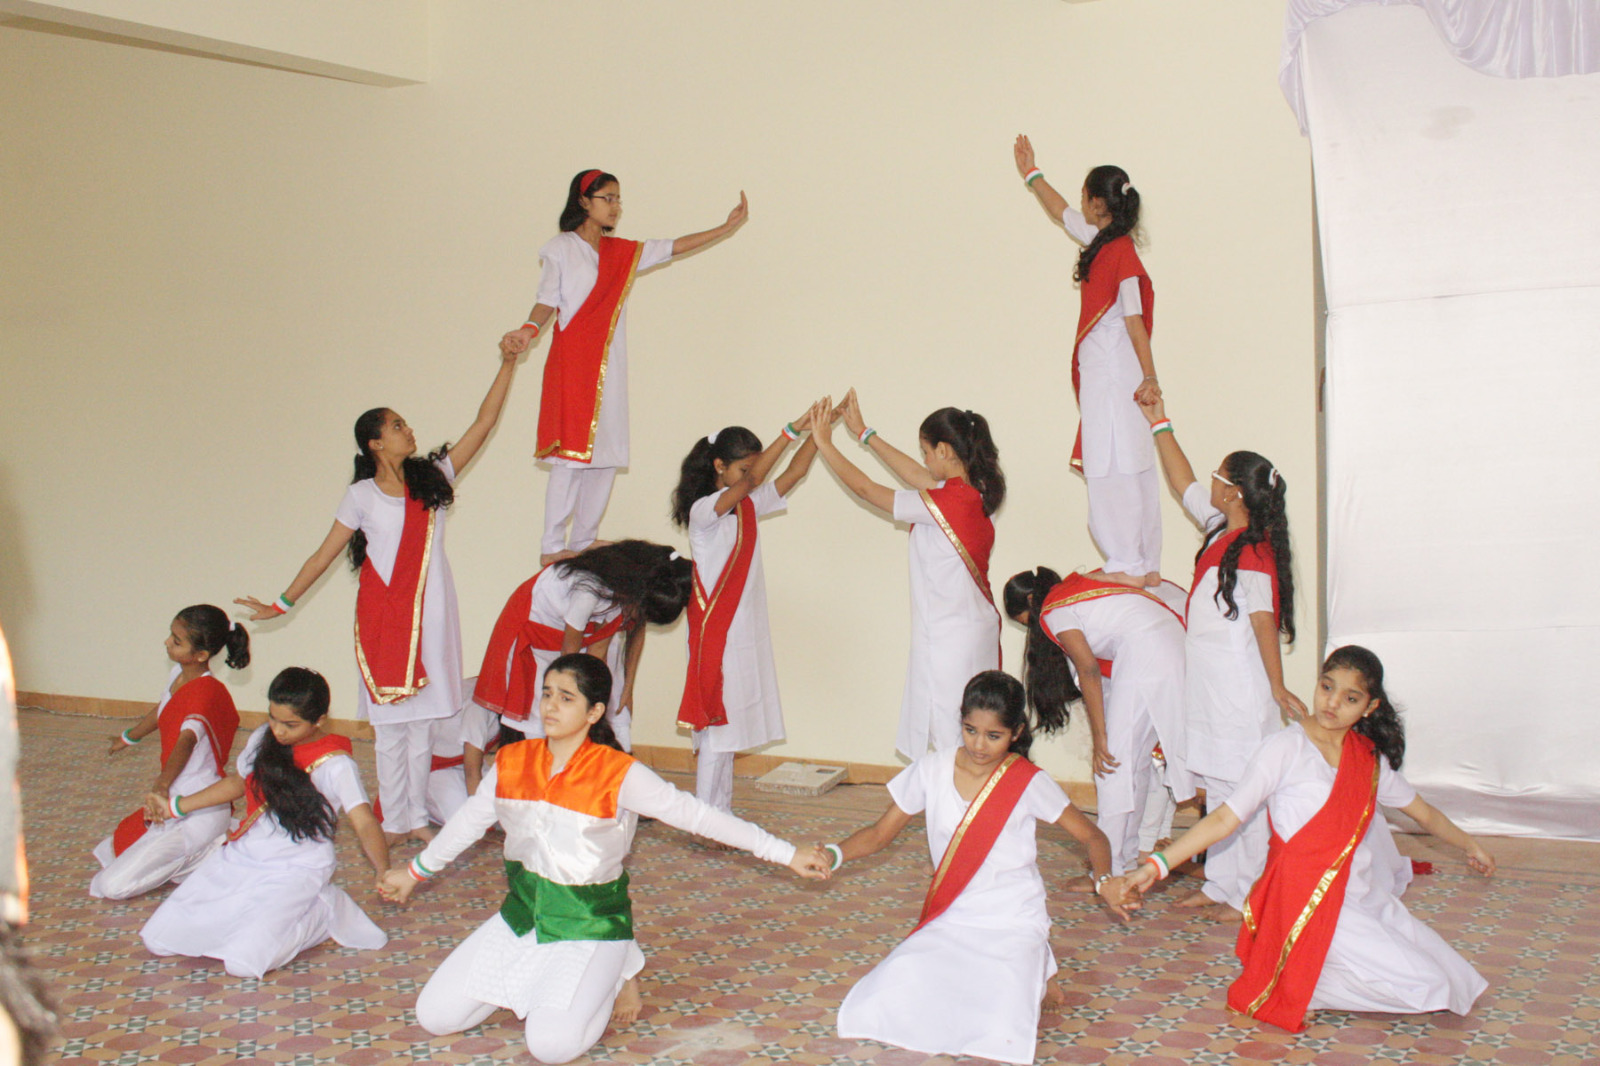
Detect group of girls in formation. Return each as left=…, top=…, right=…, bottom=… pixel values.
left=85, top=157, right=1499, bottom=1064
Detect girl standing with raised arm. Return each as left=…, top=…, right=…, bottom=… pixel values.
left=671, top=415, right=819, bottom=810
left=1014, top=136, right=1161, bottom=588
left=500, top=170, right=750, bottom=566
left=810, top=391, right=1004, bottom=757
left=237, top=349, right=519, bottom=845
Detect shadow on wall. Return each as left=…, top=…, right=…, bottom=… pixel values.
left=0, top=464, right=32, bottom=631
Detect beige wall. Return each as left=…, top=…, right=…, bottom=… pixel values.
left=0, top=0, right=1315, bottom=785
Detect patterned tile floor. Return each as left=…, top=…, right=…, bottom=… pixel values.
left=20, top=708, right=1600, bottom=1065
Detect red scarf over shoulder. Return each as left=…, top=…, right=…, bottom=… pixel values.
left=678, top=496, right=757, bottom=731
left=1040, top=573, right=1184, bottom=679
left=1186, top=526, right=1278, bottom=626
left=474, top=567, right=626, bottom=723
left=1070, top=234, right=1153, bottom=471
left=1229, top=731, right=1380, bottom=1032
left=111, top=675, right=241, bottom=856
left=355, top=493, right=434, bottom=704
left=228, top=733, right=355, bottom=843
left=917, top=477, right=1001, bottom=663
left=911, top=753, right=1040, bottom=934
left=536, top=237, right=644, bottom=463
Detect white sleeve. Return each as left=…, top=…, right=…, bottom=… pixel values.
left=885, top=759, right=927, bottom=815
left=1220, top=731, right=1296, bottom=825
left=417, top=763, right=501, bottom=871
left=564, top=588, right=603, bottom=631
left=534, top=241, right=563, bottom=309
left=1059, top=204, right=1099, bottom=246
left=688, top=492, right=722, bottom=536
left=891, top=488, right=938, bottom=527
left=311, top=754, right=370, bottom=815
left=1377, top=762, right=1418, bottom=809
left=436, top=453, right=457, bottom=484
left=1040, top=604, right=1085, bottom=643
left=618, top=764, right=796, bottom=866
left=1235, top=570, right=1275, bottom=617
left=236, top=725, right=268, bottom=775
left=180, top=718, right=209, bottom=743
left=1022, top=771, right=1071, bottom=823
left=460, top=700, right=500, bottom=751
left=334, top=485, right=365, bottom=532
left=639, top=237, right=675, bottom=271
left=1181, top=481, right=1222, bottom=528
left=1117, top=275, right=1143, bottom=318
left=752, top=481, right=788, bottom=517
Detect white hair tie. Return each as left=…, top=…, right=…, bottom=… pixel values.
left=669, top=550, right=681, bottom=561
left=707, top=430, right=719, bottom=445
left=1269, top=467, right=1280, bottom=488
left=1121, top=181, right=1132, bottom=195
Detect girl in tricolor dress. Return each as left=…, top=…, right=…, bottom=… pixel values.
left=1014, top=136, right=1162, bottom=589
left=1002, top=566, right=1194, bottom=877
left=92, top=605, right=249, bottom=899
left=671, top=417, right=819, bottom=810
left=1140, top=394, right=1304, bottom=913
left=140, top=667, right=390, bottom=979
left=237, top=348, right=520, bottom=846
left=499, top=169, right=750, bottom=566
left=828, top=670, right=1135, bottom=1066
left=381, top=654, right=829, bottom=1065
left=472, top=540, right=694, bottom=756
left=809, top=390, right=1005, bottom=757
left=1126, top=646, right=1492, bottom=1032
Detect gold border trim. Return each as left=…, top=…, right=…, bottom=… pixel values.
left=924, top=752, right=1020, bottom=909
left=917, top=487, right=995, bottom=610
left=354, top=508, right=437, bottom=705
left=679, top=497, right=751, bottom=729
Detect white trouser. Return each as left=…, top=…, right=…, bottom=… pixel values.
left=374, top=720, right=434, bottom=834
left=1197, top=772, right=1269, bottom=909
left=416, top=916, right=633, bottom=1064
left=89, top=807, right=228, bottom=899
left=694, top=747, right=735, bottom=812
left=1137, top=763, right=1178, bottom=853
left=1084, top=466, right=1162, bottom=576
left=541, top=465, right=617, bottom=556
left=1093, top=702, right=1159, bottom=874
left=427, top=768, right=470, bottom=825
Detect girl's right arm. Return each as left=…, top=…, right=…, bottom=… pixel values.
left=1056, top=630, right=1118, bottom=777
left=167, top=774, right=247, bottom=816
left=344, top=802, right=392, bottom=888
left=809, top=396, right=896, bottom=514
left=1250, top=612, right=1307, bottom=723
left=380, top=763, right=503, bottom=903
left=235, top=520, right=356, bottom=621
left=1014, top=135, right=1071, bottom=224
left=109, top=705, right=160, bottom=755
left=1400, top=796, right=1495, bottom=876
left=502, top=304, right=556, bottom=356
left=833, top=801, right=913, bottom=863
left=1124, top=803, right=1242, bottom=896
left=836, top=389, right=936, bottom=490
left=1137, top=397, right=1198, bottom=499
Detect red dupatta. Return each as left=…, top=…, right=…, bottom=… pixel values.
left=228, top=733, right=355, bottom=843
left=1185, top=526, right=1278, bottom=626
left=355, top=493, right=435, bottom=704
left=474, top=567, right=626, bottom=723
left=1040, top=572, right=1185, bottom=680
left=110, top=675, right=241, bottom=856
left=917, top=477, right=1001, bottom=664
left=536, top=237, right=644, bottom=463
left=1070, top=234, right=1153, bottom=472
left=911, top=753, right=1040, bottom=934
left=677, top=496, right=757, bottom=731
left=1228, top=731, right=1380, bottom=1032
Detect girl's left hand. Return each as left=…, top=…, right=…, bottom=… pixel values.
left=1095, top=875, right=1139, bottom=921
left=807, top=398, right=835, bottom=445
left=1013, top=134, right=1037, bottom=178
left=1273, top=687, right=1308, bottom=724
left=143, top=786, right=169, bottom=821
left=725, top=191, right=749, bottom=231
left=1133, top=378, right=1162, bottom=406
left=1464, top=842, right=1496, bottom=877
left=789, top=844, right=832, bottom=880
left=836, top=388, right=867, bottom=437
left=1091, top=739, right=1121, bottom=778
left=233, top=596, right=278, bottom=622
left=377, top=866, right=418, bottom=904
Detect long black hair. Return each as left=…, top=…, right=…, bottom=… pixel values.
left=546, top=652, right=624, bottom=753
left=1001, top=568, right=1077, bottom=734
left=670, top=427, right=764, bottom=527
left=1321, top=645, right=1405, bottom=770
left=1201, top=450, right=1295, bottom=643
left=559, top=169, right=618, bottom=232
left=348, top=407, right=455, bottom=569
left=254, top=667, right=339, bottom=843
left=558, top=540, right=694, bottom=672
left=919, top=408, right=1005, bottom=515
left=174, top=604, right=251, bottom=670
left=960, top=670, right=1040, bottom=759
left=1073, top=164, right=1140, bottom=283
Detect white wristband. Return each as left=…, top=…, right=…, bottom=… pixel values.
left=824, top=843, right=843, bottom=871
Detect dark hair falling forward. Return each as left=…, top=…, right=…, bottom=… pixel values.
left=174, top=604, right=251, bottom=670
left=1201, top=450, right=1295, bottom=643
left=918, top=408, right=1005, bottom=515
left=559, top=169, right=619, bottom=232
left=1001, top=568, right=1078, bottom=734
left=557, top=540, right=695, bottom=671
left=670, top=427, right=765, bottom=527
left=1074, top=164, right=1141, bottom=284
left=960, top=671, right=1038, bottom=759
left=348, top=407, right=455, bottom=570
left=254, top=668, right=339, bottom=844
left=545, top=653, right=624, bottom=752
left=1321, top=645, right=1406, bottom=770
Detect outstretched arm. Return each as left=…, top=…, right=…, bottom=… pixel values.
left=1126, top=316, right=1161, bottom=406
left=1137, top=396, right=1198, bottom=499
left=448, top=346, right=521, bottom=471
left=834, top=801, right=913, bottom=863
left=236, top=519, right=357, bottom=621
left=712, top=430, right=793, bottom=518
left=1400, top=796, right=1495, bottom=876
left=809, top=396, right=896, bottom=514
left=773, top=410, right=822, bottom=497
left=1055, top=804, right=1137, bottom=920
left=1014, top=135, right=1070, bottom=222
left=109, top=704, right=161, bottom=755
left=671, top=192, right=749, bottom=256
left=1125, top=803, right=1242, bottom=895
left=836, top=389, right=936, bottom=489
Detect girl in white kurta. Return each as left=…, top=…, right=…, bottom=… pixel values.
left=1141, top=394, right=1304, bottom=912
left=1128, top=646, right=1492, bottom=1030
left=382, top=654, right=828, bottom=1065
left=238, top=348, right=520, bottom=845
left=140, top=668, right=391, bottom=979
left=671, top=420, right=819, bottom=810
left=1002, top=567, right=1195, bottom=875
left=499, top=170, right=750, bottom=566
left=1014, top=137, right=1163, bottom=586
left=809, top=392, right=1005, bottom=756
left=93, top=605, right=250, bottom=899
left=827, top=671, right=1134, bottom=1065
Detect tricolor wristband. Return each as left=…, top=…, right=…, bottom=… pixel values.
left=782, top=422, right=800, bottom=442
left=824, top=843, right=844, bottom=871
left=272, top=593, right=294, bottom=615
left=1147, top=851, right=1171, bottom=880
left=121, top=728, right=140, bottom=746
left=168, top=795, right=186, bottom=819
left=408, top=855, right=439, bottom=882
left=1150, top=419, right=1173, bottom=437
left=523, top=320, right=541, bottom=336
left=1024, top=168, right=1044, bottom=186
left=857, top=426, right=877, bottom=445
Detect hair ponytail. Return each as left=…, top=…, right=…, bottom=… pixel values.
left=254, top=668, right=340, bottom=843
left=1001, top=568, right=1078, bottom=734
left=174, top=604, right=251, bottom=670
left=1073, top=164, right=1141, bottom=283
left=1205, top=450, right=1296, bottom=644
left=669, top=427, right=763, bottom=527
left=918, top=408, right=1006, bottom=515
left=1322, top=645, right=1405, bottom=770
left=347, top=408, right=455, bottom=569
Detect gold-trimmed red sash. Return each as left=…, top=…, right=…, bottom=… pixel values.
left=1040, top=572, right=1185, bottom=679
left=917, top=478, right=1001, bottom=665
left=228, top=734, right=355, bottom=843
left=475, top=567, right=627, bottom=722
left=354, top=495, right=435, bottom=704
left=1186, top=527, right=1278, bottom=626
left=677, top=496, right=757, bottom=731
left=111, top=676, right=241, bottom=855
left=1069, top=235, right=1153, bottom=472
left=911, top=753, right=1040, bottom=934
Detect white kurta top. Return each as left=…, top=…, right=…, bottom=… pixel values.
left=687, top=483, right=788, bottom=752
left=1181, top=482, right=1279, bottom=782
left=494, top=567, right=627, bottom=738
left=334, top=455, right=463, bottom=726
left=891, top=487, right=1000, bottom=757
left=1060, top=206, right=1154, bottom=478
left=534, top=232, right=675, bottom=469
left=837, top=748, right=1070, bottom=1065
left=1221, top=727, right=1487, bottom=1016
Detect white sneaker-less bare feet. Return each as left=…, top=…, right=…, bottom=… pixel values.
left=611, top=976, right=643, bottom=1027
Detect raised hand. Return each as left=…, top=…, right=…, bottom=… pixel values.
left=725, top=191, right=749, bottom=231
left=1014, top=134, right=1037, bottom=178
left=1137, top=394, right=1167, bottom=425
left=233, top=597, right=278, bottom=622
left=807, top=397, right=836, bottom=446
left=837, top=388, right=866, bottom=437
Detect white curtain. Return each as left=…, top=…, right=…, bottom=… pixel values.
left=1300, top=3, right=1600, bottom=839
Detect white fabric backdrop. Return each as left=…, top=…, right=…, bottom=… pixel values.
left=1303, top=4, right=1600, bottom=839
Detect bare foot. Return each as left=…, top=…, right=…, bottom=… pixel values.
left=1142, top=572, right=1163, bottom=588
left=611, top=976, right=643, bottom=1027
left=540, top=550, right=578, bottom=567
left=1098, top=570, right=1146, bottom=589
left=409, top=825, right=437, bottom=844
left=1063, top=874, right=1096, bottom=894
left=1176, top=888, right=1215, bottom=907
left=1201, top=902, right=1243, bottom=923
left=1040, top=978, right=1065, bottom=1011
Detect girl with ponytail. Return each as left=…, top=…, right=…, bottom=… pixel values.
left=1126, top=646, right=1493, bottom=1033
left=498, top=169, right=752, bottom=568
left=237, top=348, right=520, bottom=846
left=1138, top=393, right=1303, bottom=915
left=1014, top=136, right=1163, bottom=589
left=91, top=605, right=250, bottom=900
left=1001, top=565, right=1194, bottom=877
left=809, top=390, right=1006, bottom=757
left=140, top=667, right=392, bottom=979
